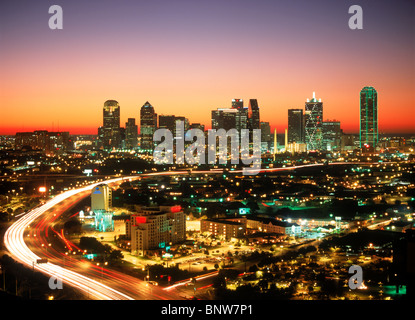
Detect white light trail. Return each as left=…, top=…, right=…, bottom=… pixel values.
left=4, top=177, right=139, bottom=300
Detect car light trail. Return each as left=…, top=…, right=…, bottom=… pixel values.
left=4, top=176, right=139, bottom=300
left=4, top=163, right=374, bottom=299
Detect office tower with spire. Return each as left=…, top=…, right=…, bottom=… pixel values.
left=101, top=100, right=121, bottom=150
left=360, top=86, right=378, bottom=149
left=304, top=92, right=323, bottom=151
left=140, top=101, right=157, bottom=152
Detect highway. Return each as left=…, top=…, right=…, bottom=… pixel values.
left=3, top=162, right=379, bottom=300
left=4, top=177, right=142, bottom=299
left=4, top=176, right=183, bottom=300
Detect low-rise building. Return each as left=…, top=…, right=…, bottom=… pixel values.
left=200, top=218, right=246, bottom=240
left=247, top=217, right=301, bottom=236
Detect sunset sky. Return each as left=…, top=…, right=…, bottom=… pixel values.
left=0, top=0, right=414, bottom=135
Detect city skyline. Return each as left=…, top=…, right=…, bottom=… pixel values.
left=1, top=0, right=414, bottom=135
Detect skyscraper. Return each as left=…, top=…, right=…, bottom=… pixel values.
left=211, top=108, right=238, bottom=131
left=260, top=122, right=271, bottom=143
left=248, top=99, right=260, bottom=130
left=140, top=101, right=157, bottom=152
left=125, top=118, right=138, bottom=150
left=158, top=115, right=177, bottom=132
left=288, top=109, right=304, bottom=144
left=102, top=100, right=121, bottom=150
left=231, top=98, right=244, bottom=110
left=322, top=120, right=342, bottom=151
left=231, top=99, right=248, bottom=134
left=304, top=92, right=323, bottom=151
left=360, top=86, right=378, bottom=149
left=159, top=115, right=189, bottom=139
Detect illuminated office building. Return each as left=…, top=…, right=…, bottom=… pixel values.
left=231, top=98, right=244, bottom=110
left=140, top=101, right=157, bottom=152
left=304, top=92, right=323, bottom=151
left=322, top=120, right=342, bottom=151
left=102, top=100, right=121, bottom=150
left=360, top=86, right=378, bottom=149
left=211, top=108, right=238, bottom=131
left=248, top=99, right=260, bottom=130
left=288, top=109, right=304, bottom=144
left=125, top=118, right=138, bottom=150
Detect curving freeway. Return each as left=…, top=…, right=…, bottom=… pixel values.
left=4, top=177, right=142, bottom=299
left=4, top=176, right=183, bottom=300
left=3, top=162, right=377, bottom=299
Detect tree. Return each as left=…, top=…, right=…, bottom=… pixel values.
left=63, top=219, right=82, bottom=234
left=109, top=249, right=124, bottom=262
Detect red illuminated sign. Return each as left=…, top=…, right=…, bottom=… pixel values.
left=170, top=205, right=182, bottom=213
left=134, top=216, right=147, bottom=225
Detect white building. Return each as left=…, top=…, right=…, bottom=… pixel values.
left=91, top=184, right=112, bottom=212
left=90, top=184, right=113, bottom=232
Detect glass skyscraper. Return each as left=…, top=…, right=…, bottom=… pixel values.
left=304, top=92, right=323, bottom=151
left=322, top=120, right=342, bottom=151
left=102, top=100, right=121, bottom=150
left=140, top=101, right=157, bottom=152
left=288, top=109, right=304, bottom=144
left=360, top=86, right=378, bottom=149
left=125, top=118, right=138, bottom=150
left=248, top=99, right=260, bottom=130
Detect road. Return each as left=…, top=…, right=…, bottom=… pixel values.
left=4, top=176, right=184, bottom=300
left=4, top=162, right=380, bottom=300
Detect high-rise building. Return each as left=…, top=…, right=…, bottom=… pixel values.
left=360, top=86, right=378, bottom=149
left=232, top=98, right=244, bottom=110
left=211, top=108, right=238, bottom=130
left=248, top=99, right=260, bottom=130
left=260, top=122, right=271, bottom=153
left=91, top=184, right=112, bottom=212
left=231, top=99, right=249, bottom=140
left=322, top=120, right=342, bottom=151
left=260, top=122, right=271, bottom=143
left=140, top=101, right=157, bottom=152
left=174, top=116, right=190, bottom=138
left=158, top=114, right=189, bottom=139
left=102, top=100, right=121, bottom=150
left=189, top=123, right=205, bottom=132
left=304, top=92, right=323, bottom=151
left=125, top=118, right=138, bottom=150
left=126, top=206, right=186, bottom=256
left=158, top=115, right=176, bottom=132
left=288, top=109, right=304, bottom=144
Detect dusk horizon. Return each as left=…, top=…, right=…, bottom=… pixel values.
left=1, top=0, right=414, bottom=136
left=1, top=0, right=415, bottom=307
